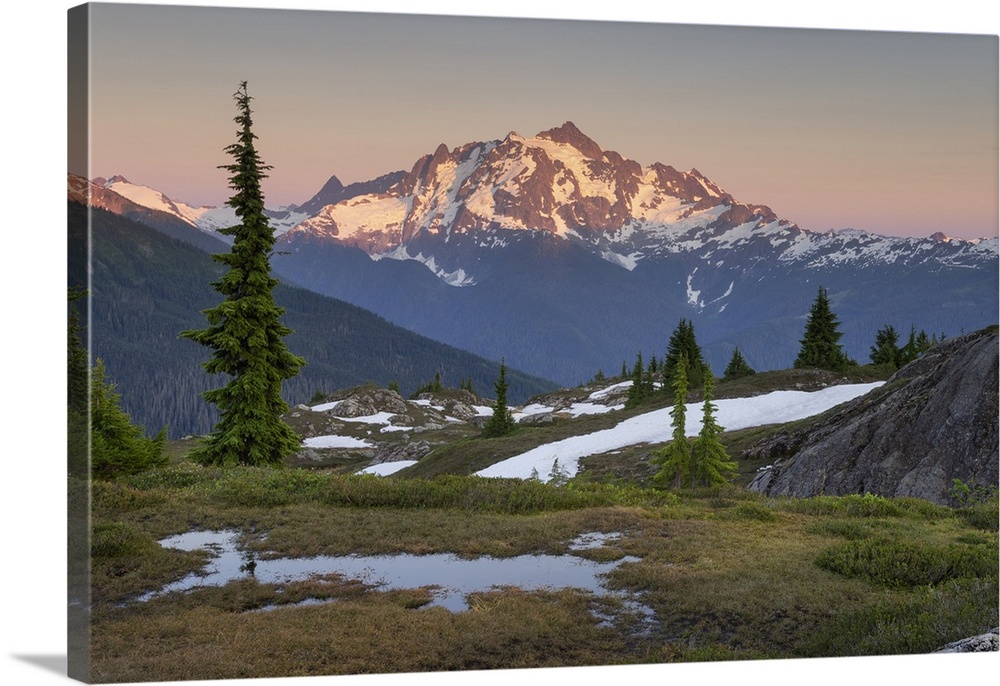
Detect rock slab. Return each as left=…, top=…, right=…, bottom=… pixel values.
left=748, top=327, right=999, bottom=505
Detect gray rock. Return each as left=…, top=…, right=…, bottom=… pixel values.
left=331, top=387, right=408, bottom=417
left=519, top=412, right=555, bottom=425
left=935, top=628, right=999, bottom=653
left=371, top=440, right=433, bottom=465
left=747, top=328, right=999, bottom=505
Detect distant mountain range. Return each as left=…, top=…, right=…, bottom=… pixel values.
left=68, top=197, right=558, bottom=437
left=77, top=121, right=999, bottom=386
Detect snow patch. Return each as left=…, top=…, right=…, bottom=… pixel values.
left=303, top=435, right=373, bottom=449
left=359, top=460, right=418, bottom=476
left=475, top=382, right=883, bottom=482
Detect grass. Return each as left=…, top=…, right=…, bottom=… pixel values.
left=87, top=463, right=998, bottom=682
left=87, top=367, right=995, bottom=680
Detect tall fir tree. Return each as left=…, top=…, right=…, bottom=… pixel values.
left=653, top=353, right=691, bottom=489
left=690, top=373, right=738, bottom=488
left=723, top=346, right=755, bottom=380
left=794, top=286, right=854, bottom=372
left=663, top=319, right=707, bottom=389
left=483, top=358, right=516, bottom=437
left=181, top=82, right=305, bottom=466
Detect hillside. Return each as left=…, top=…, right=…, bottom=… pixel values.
left=264, top=360, right=889, bottom=483
left=69, top=201, right=557, bottom=437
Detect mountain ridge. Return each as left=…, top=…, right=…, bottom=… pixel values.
left=69, top=199, right=558, bottom=437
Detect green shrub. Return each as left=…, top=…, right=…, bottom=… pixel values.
left=807, top=520, right=868, bottom=540
left=194, top=467, right=330, bottom=507
left=776, top=492, right=952, bottom=519
left=124, top=464, right=211, bottom=491
left=90, top=360, right=168, bottom=479
left=91, top=521, right=160, bottom=560
left=717, top=501, right=776, bottom=522
left=957, top=501, right=999, bottom=533
left=803, top=577, right=999, bottom=656
left=816, top=537, right=997, bottom=588
left=90, top=481, right=167, bottom=513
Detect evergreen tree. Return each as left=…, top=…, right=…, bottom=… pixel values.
left=548, top=458, right=570, bottom=486
left=915, top=329, right=932, bottom=355
left=794, top=286, right=854, bottom=372
left=653, top=353, right=691, bottom=489
left=483, top=358, right=516, bottom=437
left=723, top=346, right=755, bottom=380
left=625, top=353, right=649, bottom=408
left=898, top=324, right=933, bottom=366
left=664, top=319, right=707, bottom=389
left=410, top=372, right=446, bottom=397
left=180, top=82, right=305, bottom=466
left=690, top=373, right=738, bottom=487
left=90, top=359, right=167, bottom=479
left=869, top=324, right=901, bottom=369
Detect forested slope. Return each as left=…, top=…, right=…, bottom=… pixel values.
left=69, top=201, right=557, bottom=437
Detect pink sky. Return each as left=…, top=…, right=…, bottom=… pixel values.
left=78, top=2, right=999, bottom=240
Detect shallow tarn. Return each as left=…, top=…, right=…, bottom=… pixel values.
left=142, top=529, right=655, bottom=626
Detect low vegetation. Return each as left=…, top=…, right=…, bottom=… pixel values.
left=87, top=460, right=998, bottom=682
left=80, top=271, right=996, bottom=679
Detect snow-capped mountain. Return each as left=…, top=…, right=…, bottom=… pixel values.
left=74, top=122, right=998, bottom=387
left=85, top=122, right=996, bottom=292
left=278, top=120, right=997, bottom=289
left=86, top=174, right=311, bottom=237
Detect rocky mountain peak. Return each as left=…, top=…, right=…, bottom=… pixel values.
left=536, top=121, right=603, bottom=159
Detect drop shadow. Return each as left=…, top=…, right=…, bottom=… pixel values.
left=11, top=654, right=66, bottom=676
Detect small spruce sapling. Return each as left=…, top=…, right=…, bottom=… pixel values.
left=483, top=358, right=516, bottom=437
left=690, top=373, right=738, bottom=488
left=723, top=346, right=755, bottom=380
left=653, top=353, right=691, bottom=489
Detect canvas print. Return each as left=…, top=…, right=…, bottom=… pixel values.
left=67, top=2, right=999, bottom=683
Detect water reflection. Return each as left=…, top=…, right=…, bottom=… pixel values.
left=143, top=529, right=648, bottom=618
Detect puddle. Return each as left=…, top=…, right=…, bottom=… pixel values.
left=143, top=529, right=655, bottom=626
left=568, top=531, right=622, bottom=550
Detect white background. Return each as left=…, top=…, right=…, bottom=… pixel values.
left=2, top=2, right=997, bottom=685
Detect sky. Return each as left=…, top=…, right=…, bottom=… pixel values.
left=2, top=4, right=999, bottom=686
left=75, top=1, right=998, bottom=240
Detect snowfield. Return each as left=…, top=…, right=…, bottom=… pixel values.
left=307, top=380, right=883, bottom=481
left=475, top=382, right=883, bottom=482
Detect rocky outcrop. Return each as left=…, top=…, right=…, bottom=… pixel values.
left=325, top=387, right=409, bottom=418
left=371, top=440, right=433, bottom=465
left=748, top=327, right=999, bottom=505
left=934, top=628, right=999, bottom=653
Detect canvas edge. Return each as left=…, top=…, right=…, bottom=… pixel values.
left=68, top=3, right=92, bottom=683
